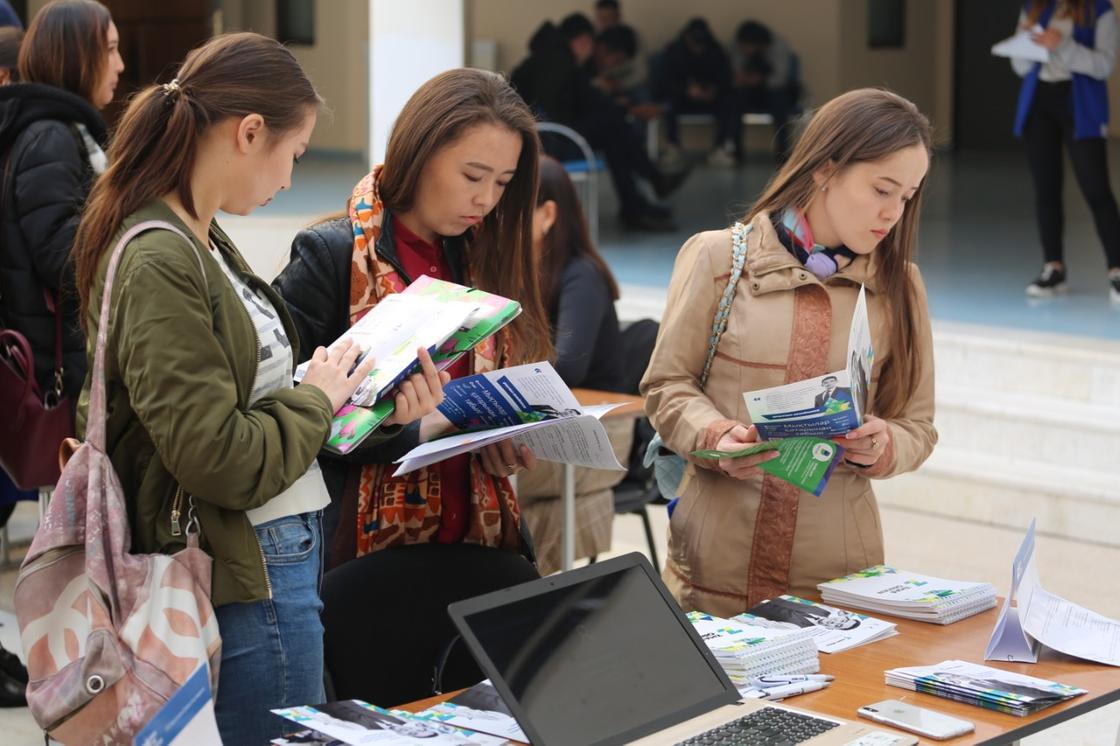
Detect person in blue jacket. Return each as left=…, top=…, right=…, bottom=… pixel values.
left=1011, top=0, right=1120, bottom=302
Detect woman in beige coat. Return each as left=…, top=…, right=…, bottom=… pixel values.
left=641, top=89, right=938, bottom=617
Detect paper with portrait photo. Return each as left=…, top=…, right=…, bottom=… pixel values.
left=741, top=595, right=897, bottom=654
left=744, top=285, right=874, bottom=439
left=272, top=700, right=503, bottom=745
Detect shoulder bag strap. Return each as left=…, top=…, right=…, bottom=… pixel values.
left=85, top=220, right=204, bottom=451
left=699, top=221, right=751, bottom=390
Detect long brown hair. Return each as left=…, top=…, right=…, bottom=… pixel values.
left=379, top=68, right=552, bottom=365
left=536, top=155, right=619, bottom=316
left=74, top=32, right=322, bottom=320
left=746, top=88, right=932, bottom=420
left=1026, top=0, right=1096, bottom=27
left=18, top=0, right=110, bottom=103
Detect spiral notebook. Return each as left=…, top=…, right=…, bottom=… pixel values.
left=817, top=565, right=996, bottom=624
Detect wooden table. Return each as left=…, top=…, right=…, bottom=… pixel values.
left=774, top=602, right=1120, bottom=744
left=399, top=602, right=1120, bottom=745
left=563, top=389, right=646, bottom=571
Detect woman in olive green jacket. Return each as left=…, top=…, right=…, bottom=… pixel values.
left=71, top=35, right=445, bottom=743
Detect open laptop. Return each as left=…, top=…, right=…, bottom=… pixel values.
left=448, top=552, right=917, bottom=746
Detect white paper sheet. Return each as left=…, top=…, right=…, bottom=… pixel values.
left=991, top=27, right=1049, bottom=63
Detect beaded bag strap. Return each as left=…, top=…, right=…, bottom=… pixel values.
left=699, top=222, right=751, bottom=390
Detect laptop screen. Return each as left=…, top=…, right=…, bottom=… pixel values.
left=448, top=554, right=739, bottom=746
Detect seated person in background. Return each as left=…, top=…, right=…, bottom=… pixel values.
left=658, top=17, right=733, bottom=169
left=0, top=25, right=21, bottom=85
left=591, top=25, right=651, bottom=110
left=721, top=19, right=803, bottom=164
left=515, top=156, right=634, bottom=575
left=594, top=0, right=622, bottom=31
left=511, top=12, right=687, bottom=232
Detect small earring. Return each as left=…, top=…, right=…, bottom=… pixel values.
left=820, top=185, right=828, bottom=192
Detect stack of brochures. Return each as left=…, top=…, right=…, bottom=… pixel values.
left=817, top=565, right=997, bottom=624
left=742, top=595, right=898, bottom=653
left=687, top=611, right=820, bottom=691
left=885, top=659, right=1087, bottom=717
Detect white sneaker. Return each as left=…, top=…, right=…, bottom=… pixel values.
left=1109, top=273, right=1120, bottom=304
left=706, top=146, right=737, bottom=168
left=659, top=144, right=685, bottom=172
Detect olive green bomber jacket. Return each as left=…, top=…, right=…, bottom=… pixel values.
left=78, top=200, right=334, bottom=606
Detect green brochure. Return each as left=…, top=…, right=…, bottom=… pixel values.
left=691, top=437, right=844, bottom=496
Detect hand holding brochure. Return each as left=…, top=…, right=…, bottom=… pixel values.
left=393, top=362, right=626, bottom=476
left=302, top=276, right=521, bottom=455
left=692, top=437, right=843, bottom=496
left=744, top=285, right=874, bottom=440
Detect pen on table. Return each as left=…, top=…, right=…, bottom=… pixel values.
left=751, top=674, right=835, bottom=689
left=758, top=681, right=830, bottom=700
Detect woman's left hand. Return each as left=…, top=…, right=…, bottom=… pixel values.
left=833, top=415, right=891, bottom=467
left=479, top=441, right=537, bottom=477
left=1031, top=27, right=1064, bottom=51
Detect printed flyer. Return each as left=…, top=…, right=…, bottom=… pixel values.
left=691, top=436, right=843, bottom=496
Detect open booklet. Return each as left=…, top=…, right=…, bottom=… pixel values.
left=272, top=699, right=505, bottom=745
left=745, top=285, right=873, bottom=440
left=408, top=680, right=527, bottom=743
left=743, top=595, right=898, bottom=654
left=393, top=362, right=626, bottom=477
left=295, top=276, right=521, bottom=455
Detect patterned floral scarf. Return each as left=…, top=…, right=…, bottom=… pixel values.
left=347, top=165, right=523, bottom=556
left=772, top=208, right=856, bottom=280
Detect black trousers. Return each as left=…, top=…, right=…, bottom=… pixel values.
left=1023, top=80, right=1120, bottom=269
left=568, top=108, right=660, bottom=219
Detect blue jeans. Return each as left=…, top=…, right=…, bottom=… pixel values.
left=213, top=511, right=325, bottom=744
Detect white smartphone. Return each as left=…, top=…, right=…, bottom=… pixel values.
left=858, top=700, right=975, bottom=740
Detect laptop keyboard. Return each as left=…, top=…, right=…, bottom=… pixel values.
left=676, top=706, right=841, bottom=746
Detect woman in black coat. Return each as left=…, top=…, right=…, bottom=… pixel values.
left=0, top=0, right=123, bottom=403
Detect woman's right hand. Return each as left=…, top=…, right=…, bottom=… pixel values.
left=300, top=339, right=376, bottom=413
left=384, top=347, right=452, bottom=427
left=715, top=424, right=778, bottom=480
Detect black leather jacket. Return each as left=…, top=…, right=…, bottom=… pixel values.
left=271, top=210, right=536, bottom=565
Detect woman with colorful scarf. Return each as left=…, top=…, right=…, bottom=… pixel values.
left=272, top=69, right=552, bottom=703
left=641, top=88, right=938, bottom=617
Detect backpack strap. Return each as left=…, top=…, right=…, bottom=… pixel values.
left=699, top=221, right=751, bottom=390
left=85, top=220, right=204, bottom=451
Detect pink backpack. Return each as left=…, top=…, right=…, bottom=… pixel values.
left=15, top=221, right=222, bottom=744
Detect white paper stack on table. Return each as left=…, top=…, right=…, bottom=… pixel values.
left=885, top=659, right=1087, bottom=717
left=687, top=611, right=819, bottom=693
left=818, top=565, right=996, bottom=624
left=741, top=595, right=898, bottom=653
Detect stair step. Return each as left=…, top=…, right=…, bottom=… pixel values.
left=934, top=385, right=1120, bottom=475
left=875, top=446, right=1120, bottom=547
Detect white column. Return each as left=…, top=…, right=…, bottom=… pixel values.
left=369, top=0, right=465, bottom=165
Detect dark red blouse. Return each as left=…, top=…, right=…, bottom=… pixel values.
left=391, top=216, right=471, bottom=543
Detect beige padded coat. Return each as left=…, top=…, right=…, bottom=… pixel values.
left=640, top=213, right=937, bottom=617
